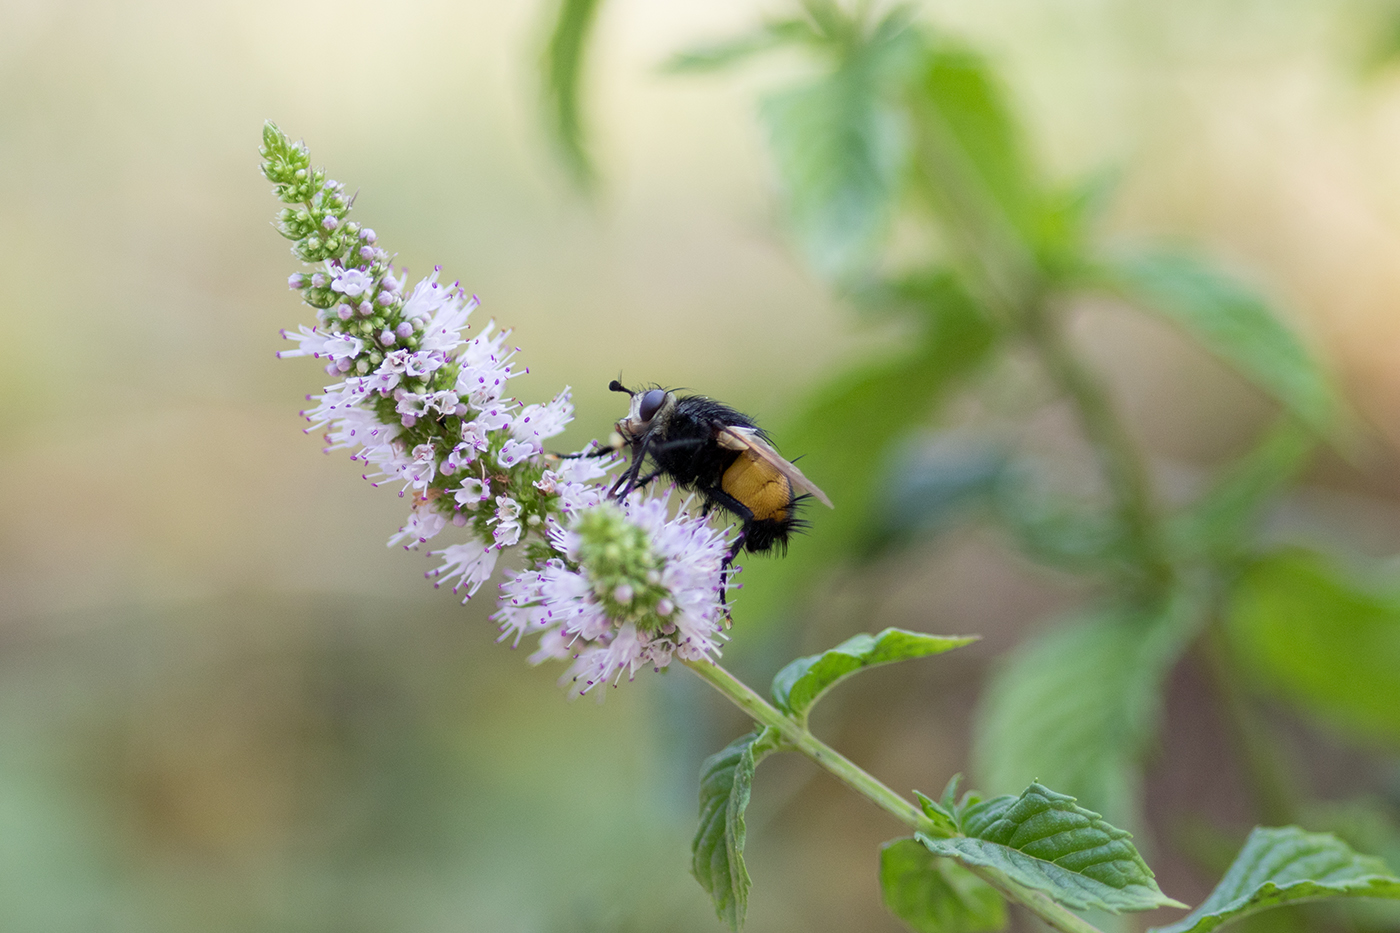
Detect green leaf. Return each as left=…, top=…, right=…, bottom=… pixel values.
left=663, top=19, right=816, bottom=73
left=912, top=775, right=965, bottom=839
left=972, top=598, right=1198, bottom=828
left=1361, top=7, right=1400, bottom=76
left=1304, top=798, right=1400, bottom=881
left=909, top=42, right=1036, bottom=237
left=1225, top=549, right=1400, bottom=745
left=760, top=10, right=921, bottom=277
left=939, top=774, right=964, bottom=816
left=542, top=0, right=604, bottom=189
left=1102, top=253, right=1334, bottom=433
left=881, top=838, right=1007, bottom=933
left=904, top=37, right=1050, bottom=288
left=772, top=628, right=976, bottom=720
left=990, top=462, right=1123, bottom=572
left=1034, top=170, right=1121, bottom=280
left=920, top=783, right=1185, bottom=913
left=692, top=729, right=779, bottom=930
left=1304, top=799, right=1400, bottom=930
left=874, top=438, right=1007, bottom=547
left=916, top=791, right=959, bottom=839
left=1150, top=827, right=1400, bottom=933
left=1167, top=419, right=1315, bottom=561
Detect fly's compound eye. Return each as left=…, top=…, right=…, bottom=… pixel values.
left=638, top=389, right=667, bottom=423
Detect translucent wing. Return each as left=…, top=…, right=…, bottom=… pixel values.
left=715, top=425, right=833, bottom=508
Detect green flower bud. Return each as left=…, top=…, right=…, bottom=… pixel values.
left=571, top=504, right=673, bottom=633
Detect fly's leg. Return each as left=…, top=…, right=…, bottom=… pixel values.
left=699, top=484, right=754, bottom=624
left=717, top=533, right=748, bottom=624
left=608, top=435, right=652, bottom=499
left=611, top=436, right=707, bottom=499
left=617, top=468, right=663, bottom=499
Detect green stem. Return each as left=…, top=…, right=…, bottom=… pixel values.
left=1198, top=625, right=1298, bottom=826
left=1022, top=302, right=1173, bottom=596
left=684, top=656, right=927, bottom=829
left=909, top=89, right=1170, bottom=596
left=684, top=658, right=1107, bottom=933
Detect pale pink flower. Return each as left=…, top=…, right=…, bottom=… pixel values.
left=427, top=539, right=500, bottom=599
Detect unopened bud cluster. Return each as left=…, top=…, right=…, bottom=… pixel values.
left=571, top=505, right=674, bottom=628
left=262, top=122, right=573, bottom=556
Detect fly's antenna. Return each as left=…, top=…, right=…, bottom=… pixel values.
left=609, top=380, right=633, bottom=395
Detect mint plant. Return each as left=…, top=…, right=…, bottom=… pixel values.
left=264, top=106, right=1400, bottom=931
left=529, top=1, right=1400, bottom=930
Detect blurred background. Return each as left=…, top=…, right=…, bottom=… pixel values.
left=4, top=0, right=1400, bottom=930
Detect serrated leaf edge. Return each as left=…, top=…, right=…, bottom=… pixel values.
left=918, top=835, right=1186, bottom=913
left=1150, top=826, right=1400, bottom=933
left=692, top=728, right=780, bottom=930
left=915, top=784, right=1186, bottom=914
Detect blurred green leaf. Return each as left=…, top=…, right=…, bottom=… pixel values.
left=692, top=728, right=779, bottom=930
left=1033, top=169, right=1120, bottom=279
left=762, top=79, right=902, bottom=276
left=908, top=42, right=1036, bottom=238
left=1305, top=798, right=1400, bottom=875
left=1226, top=549, right=1400, bottom=745
left=880, top=838, right=1007, bottom=933
left=920, top=783, right=1184, bottom=912
left=798, top=0, right=860, bottom=41
left=1150, top=827, right=1400, bottom=933
left=663, top=19, right=817, bottom=73
left=733, top=272, right=998, bottom=623
left=1167, top=419, right=1315, bottom=562
left=770, top=628, right=976, bottom=722
left=760, top=9, right=921, bottom=278
left=543, top=0, right=604, bottom=189
left=1304, top=799, right=1400, bottom=929
left=973, top=596, right=1200, bottom=828
left=990, top=463, right=1124, bottom=573
left=1361, top=6, right=1400, bottom=76
left=872, top=437, right=1006, bottom=547
left=1101, top=253, right=1335, bottom=433
left=903, top=38, right=1053, bottom=304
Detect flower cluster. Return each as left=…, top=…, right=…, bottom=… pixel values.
left=261, top=123, right=733, bottom=692
left=496, top=495, right=732, bottom=695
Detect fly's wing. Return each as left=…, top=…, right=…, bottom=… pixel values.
left=715, top=425, right=834, bottom=508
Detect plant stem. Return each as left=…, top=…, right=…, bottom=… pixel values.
left=1022, top=300, right=1173, bottom=596
left=1197, top=625, right=1298, bottom=826
left=684, top=656, right=927, bottom=829
left=909, top=93, right=1171, bottom=596
left=684, top=658, right=1107, bottom=933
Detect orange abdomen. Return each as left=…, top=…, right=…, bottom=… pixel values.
left=722, top=450, right=792, bottom=522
